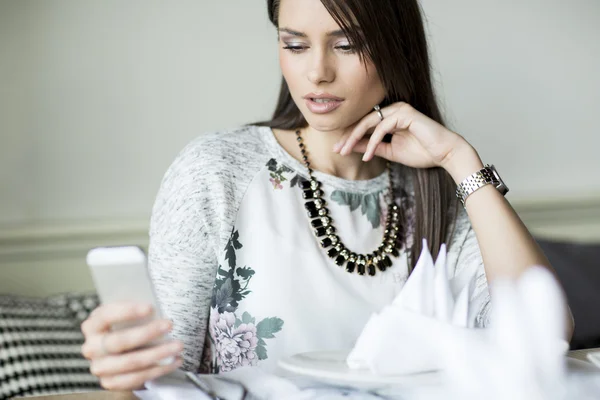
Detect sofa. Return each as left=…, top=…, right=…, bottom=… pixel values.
left=536, top=239, right=600, bottom=349
left=0, top=293, right=101, bottom=399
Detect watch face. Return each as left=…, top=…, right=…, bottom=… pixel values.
left=489, top=165, right=509, bottom=195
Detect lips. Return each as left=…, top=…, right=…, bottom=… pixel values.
left=303, top=93, right=344, bottom=114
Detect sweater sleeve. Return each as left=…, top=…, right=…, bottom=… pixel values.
left=146, top=126, right=273, bottom=372
left=447, top=208, right=492, bottom=328
left=147, top=142, right=218, bottom=373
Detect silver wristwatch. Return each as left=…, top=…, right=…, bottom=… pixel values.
left=456, top=164, right=509, bottom=206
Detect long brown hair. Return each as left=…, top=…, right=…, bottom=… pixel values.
left=258, top=0, right=458, bottom=270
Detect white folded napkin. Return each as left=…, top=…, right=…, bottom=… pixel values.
left=440, top=266, right=571, bottom=400
left=136, top=367, right=383, bottom=400
left=135, top=367, right=309, bottom=400
left=392, top=239, right=485, bottom=326
left=347, top=239, right=485, bottom=375
left=134, top=370, right=212, bottom=400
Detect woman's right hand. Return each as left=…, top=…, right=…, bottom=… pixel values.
left=80, top=302, right=184, bottom=391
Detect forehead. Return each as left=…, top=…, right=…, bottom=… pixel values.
left=278, top=0, right=342, bottom=32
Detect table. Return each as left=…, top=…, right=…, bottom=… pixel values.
left=26, top=348, right=600, bottom=399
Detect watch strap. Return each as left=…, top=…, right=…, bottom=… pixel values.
left=456, top=164, right=505, bottom=206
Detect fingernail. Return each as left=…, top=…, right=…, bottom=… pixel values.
left=137, top=305, right=152, bottom=315
left=332, top=142, right=343, bottom=152
left=169, top=342, right=183, bottom=352
left=160, top=321, right=172, bottom=331
left=157, top=356, right=176, bottom=366
left=362, top=154, right=368, bottom=162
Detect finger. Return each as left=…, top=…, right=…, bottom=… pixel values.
left=332, top=138, right=346, bottom=153
left=362, top=117, right=398, bottom=161
left=339, top=110, right=384, bottom=156
left=352, top=138, right=393, bottom=160
left=82, top=319, right=172, bottom=360
left=81, top=302, right=153, bottom=336
left=99, top=357, right=183, bottom=391
left=104, top=319, right=173, bottom=354
left=90, top=340, right=183, bottom=377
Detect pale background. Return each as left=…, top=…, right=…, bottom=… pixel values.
left=1, top=0, right=599, bottom=295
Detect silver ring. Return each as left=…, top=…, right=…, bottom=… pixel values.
left=374, top=104, right=384, bottom=121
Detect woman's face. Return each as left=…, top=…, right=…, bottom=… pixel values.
left=277, top=0, right=386, bottom=133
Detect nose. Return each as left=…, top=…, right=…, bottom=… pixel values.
left=307, top=48, right=335, bottom=85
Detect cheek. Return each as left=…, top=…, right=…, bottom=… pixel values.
left=279, top=51, right=290, bottom=75
left=279, top=52, right=302, bottom=90
left=348, top=64, right=385, bottom=99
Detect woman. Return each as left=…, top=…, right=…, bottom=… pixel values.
left=81, top=0, right=574, bottom=390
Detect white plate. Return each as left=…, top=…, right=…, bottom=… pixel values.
left=586, top=351, right=600, bottom=368
left=277, top=350, right=442, bottom=389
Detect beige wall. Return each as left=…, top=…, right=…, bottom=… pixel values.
left=423, top=0, right=600, bottom=199
left=1, top=0, right=599, bottom=296
left=0, top=0, right=279, bottom=225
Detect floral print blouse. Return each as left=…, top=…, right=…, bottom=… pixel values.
left=147, top=125, right=491, bottom=374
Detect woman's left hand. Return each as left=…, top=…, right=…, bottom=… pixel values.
left=333, top=102, right=480, bottom=178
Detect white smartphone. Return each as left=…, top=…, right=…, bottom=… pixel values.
left=86, top=245, right=166, bottom=341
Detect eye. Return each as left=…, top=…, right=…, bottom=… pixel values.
left=282, top=44, right=308, bottom=54
left=335, top=42, right=356, bottom=54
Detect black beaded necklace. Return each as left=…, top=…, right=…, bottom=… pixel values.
left=295, top=129, right=401, bottom=277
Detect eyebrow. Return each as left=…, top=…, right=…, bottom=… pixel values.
left=278, top=27, right=347, bottom=38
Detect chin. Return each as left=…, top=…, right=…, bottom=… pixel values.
left=302, top=112, right=353, bottom=133
left=306, top=121, right=343, bottom=133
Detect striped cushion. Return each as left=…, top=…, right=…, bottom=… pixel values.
left=0, top=293, right=101, bottom=399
